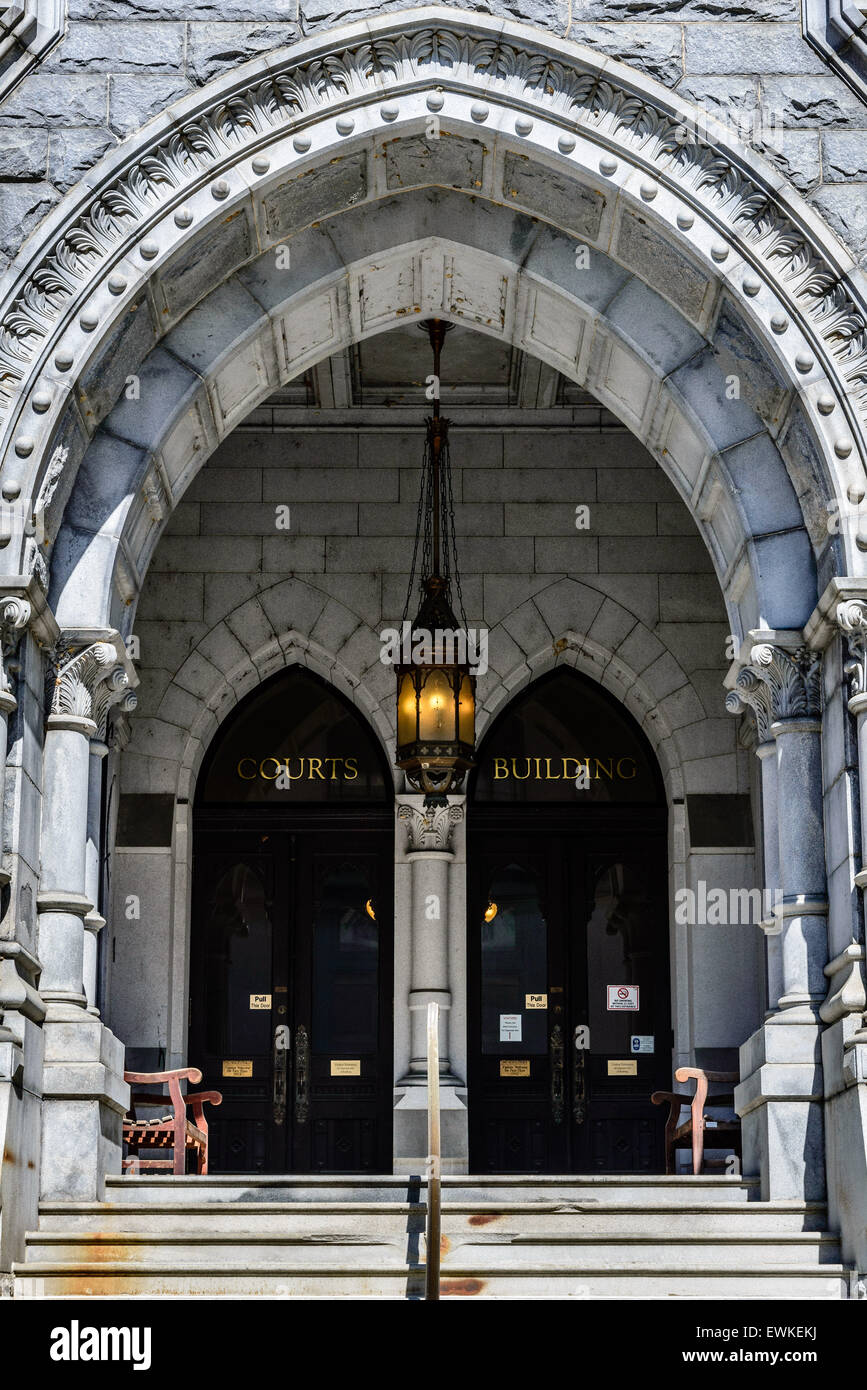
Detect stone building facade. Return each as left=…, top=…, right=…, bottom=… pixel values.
left=1, top=0, right=867, bottom=1295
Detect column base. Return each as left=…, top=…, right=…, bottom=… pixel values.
left=39, top=1009, right=128, bottom=1202
left=822, top=1015, right=867, bottom=1272
left=0, top=1017, right=43, bottom=1273
left=735, top=1012, right=825, bottom=1201
left=392, top=1081, right=468, bottom=1175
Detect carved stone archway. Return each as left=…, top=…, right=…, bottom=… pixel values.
left=0, top=7, right=863, bottom=623
left=0, top=6, right=864, bottom=1246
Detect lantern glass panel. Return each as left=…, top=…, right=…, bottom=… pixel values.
left=418, top=668, right=455, bottom=741
left=397, top=672, right=418, bottom=747
left=458, top=673, right=475, bottom=745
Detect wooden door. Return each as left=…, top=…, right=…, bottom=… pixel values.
left=189, top=825, right=392, bottom=1173
left=468, top=826, right=670, bottom=1173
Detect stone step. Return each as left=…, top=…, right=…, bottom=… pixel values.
left=13, top=1262, right=852, bottom=1300
left=22, top=1228, right=841, bottom=1270
left=38, top=1199, right=826, bottom=1236
left=103, top=1173, right=761, bottom=1206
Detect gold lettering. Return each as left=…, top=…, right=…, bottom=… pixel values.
left=324, top=757, right=340, bottom=780
left=284, top=757, right=305, bottom=782
left=561, top=757, right=581, bottom=780
left=259, top=757, right=282, bottom=780
left=533, top=757, right=542, bottom=779
left=594, top=758, right=613, bottom=780
left=617, top=757, right=637, bottom=779
left=544, top=757, right=560, bottom=780
left=308, top=757, right=326, bottom=780
left=511, top=758, right=532, bottom=780
left=344, top=757, right=358, bottom=781
left=237, top=757, right=257, bottom=780
left=493, top=757, right=509, bottom=780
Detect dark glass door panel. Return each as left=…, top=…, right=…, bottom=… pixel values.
left=468, top=829, right=670, bottom=1175
left=572, top=849, right=669, bottom=1173
left=190, top=829, right=392, bottom=1174
left=293, top=846, right=390, bottom=1173
left=480, top=861, right=549, bottom=1056
left=191, top=839, right=285, bottom=1173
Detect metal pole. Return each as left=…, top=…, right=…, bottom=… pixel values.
left=427, top=319, right=446, bottom=579
left=425, top=1000, right=441, bottom=1300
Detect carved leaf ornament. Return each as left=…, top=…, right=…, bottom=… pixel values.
left=0, top=17, right=865, bottom=434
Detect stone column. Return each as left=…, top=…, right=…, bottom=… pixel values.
left=828, top=599, right=867, bottom=1024
left=730, top=639, right=827, bottom=1201
left=0, top=597, right=30, bottom=892
left=83, top=686, right=137, bottom=1015
left=38, top=639, right=132, bottom=1201
left=726, top=669, right=782, bottom=1015
left=0, top=581, right=57, bottom=1277
left=393, top=796, right=467, bottom=1174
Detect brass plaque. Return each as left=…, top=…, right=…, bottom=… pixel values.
left=249, top=993, right=271, bottom=1010
left=500, top=1060, right=531, bottom=1077
left=525, top=993, right=547, bottom=1009
left=607, top=1059, right=638, bottom=1077
left=330, top=1060, right=361, bottom=1076
left=222, top=1060, right=253, bottom=1077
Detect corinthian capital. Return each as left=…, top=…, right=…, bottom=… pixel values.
left=92, top=671, right=138, bottom=744
left=398, top=799, right=464, bottom=853
left=0, top=596, right=31, bottom=704
left=725, top=664, right=775, bottom=744
left=734, top=643, right=822, bottom=725
left=48, top=641, right=120, bottom=725
left=837, top=599, right=867, bottom=703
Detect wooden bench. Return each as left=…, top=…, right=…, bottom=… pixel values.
left=122, top=1067, right=222, bottom=1175
left=651, top=1067, right=741, bottom=1175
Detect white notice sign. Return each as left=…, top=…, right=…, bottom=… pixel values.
left=631, top=1035, right=654, bottom=1054
left=607, top=985, right=640, bottom=1011
left=500, top=1013, right=522, bottom=1041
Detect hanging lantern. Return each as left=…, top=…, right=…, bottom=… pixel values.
left=395, top=321, right=476, bottom=804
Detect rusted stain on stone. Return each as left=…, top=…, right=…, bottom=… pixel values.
left=441, top=1277, right=484, bottom=1296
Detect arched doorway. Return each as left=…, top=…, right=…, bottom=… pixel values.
left=189, top=666, right=394, bottom=1174
left=467, top=668, right=670, bottom=1174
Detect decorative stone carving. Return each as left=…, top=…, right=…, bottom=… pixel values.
left=0, top=595, right=31, bottom=709
left=0, top=13, right=864, bottom=435
left=91, top=669, right=137, bottom=744
left=398, top=799, right=463, bottom=853
left=47, top=641, right=119, bottom=725
left=725, top=664, right=775, bottom=744
left=838, top=598, right=867, bottom=704
left=730, top=643, right=822, bottom=728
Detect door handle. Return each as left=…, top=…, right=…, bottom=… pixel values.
left=272, top=1024, right=289, bottom=1126
left=550, top=1025, right=564, bottom=1124
left=294, top=1023, right=309, bottom=1125
left=573, top=1043, right=587, bottom=1126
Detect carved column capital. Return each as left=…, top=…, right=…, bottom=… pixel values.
left=730, top=641, right=822, bottom=731
left=398, top=798, right=464, bottom=854
left=47, top=640, right=120, bottom=731
left=91, top=672, right=138, bottom=747
left=836, top=599, right=867, bottom=708
left=725, top=664, right=775, bottom=746
left=0, top=595, right=31, bottom=710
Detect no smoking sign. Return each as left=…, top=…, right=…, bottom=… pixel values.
left=607, top=984, right=640, bottom=1011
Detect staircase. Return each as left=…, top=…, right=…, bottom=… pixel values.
left=13, top=1173, right=854, bottom=1298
